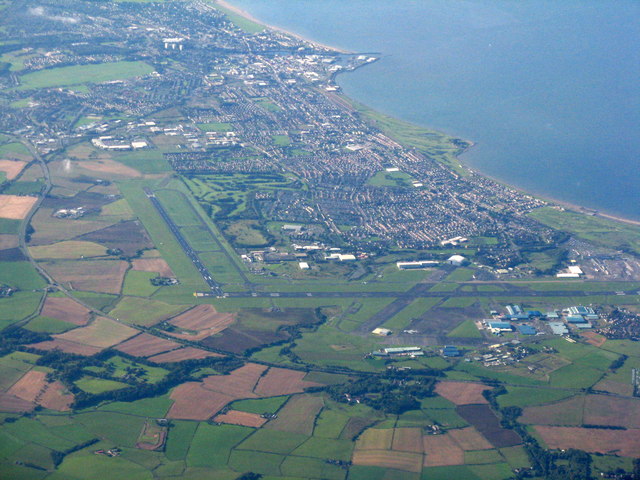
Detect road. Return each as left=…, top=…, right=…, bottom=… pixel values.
left=143, top=187, right=223, bottom=296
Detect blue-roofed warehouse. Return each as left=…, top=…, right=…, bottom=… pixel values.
left=567, top=315, right=587, bottom=324
left=442, top=345, right=461, bottom=357
left=489, top=322, right=513, bottom=333
left=517, top=325, right=537, bottom=335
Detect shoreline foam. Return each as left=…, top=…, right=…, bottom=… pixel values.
left=219, top=0, right=640, bottom=228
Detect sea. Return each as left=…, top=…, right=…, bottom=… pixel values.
left=230, top=0, right=640, bottom=221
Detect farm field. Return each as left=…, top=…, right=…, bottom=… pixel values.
left=0, top=194, right=37, bottom=219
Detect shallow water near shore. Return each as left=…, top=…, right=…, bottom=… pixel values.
left=230, top=0, right=640, bottom=220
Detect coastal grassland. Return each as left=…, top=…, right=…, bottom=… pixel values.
left=348, top=99, right=470, bottom=175
left=17, top=61, right=153, bottom=90
left=207, top=0, right=265, bottom=34
left=529, top=206, right=640, bottom=255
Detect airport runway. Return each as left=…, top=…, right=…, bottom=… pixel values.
left=144, top=187, right=223, bottom=296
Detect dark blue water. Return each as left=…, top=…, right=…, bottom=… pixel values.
left=232, top=0, right=640, bottom=220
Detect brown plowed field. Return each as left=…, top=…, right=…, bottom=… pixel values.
left=6, top=370, right=47, bottom=403
left=41, top=296, right=92, bottom=326
left=54, top=317, right=138, bottom=348
left=75, top=159, right=141, bottom=177
left=5, top=370, right=73, bottom=411
left=0, top=160, right=27, bottom=180
left=0, top=234, right=19, bottom=250
left=201, top=363, right=267, bottom=398
left=79, top=220, right=153, bottom=257
left=423, top=433, right=465, bottom=466
left=168, top=363, right=266, bottom=420
left=264, top=395, right=324, bottom=435
left=583, top=395, right=640, bottom=428
left=44, top=259, right=129, bottom=294
left=435, top=381, right=491, bottom=405
left=356, top=428, right=394, bottom=450
left=30, top=338, right=102, bottom=356
left=352, top=450, right=423, bottom=473
left=148, top=347, right=222, bottom=363
left=593, top=379, right=634, bottom=396
left=167, top=305, right=236, bottom=339
left=39, top=380, right=73, bottom=411
left=392, top=428, right=423, bottom=453
left=115, top=333, right=181, bottom=357
left=214, top=410, right=267, bottom=428
left=254, top=367, right=321, bottom=397
left=132, top=258, right=173, bottom=277
left=535, top=426, right=640, bottom=457
left=447, top=427, right=493, bottom=451
left=581, top=331, right=606, bottom=347
left=520, top=395, right=585, bottom=426
left=457, top=404, right=521, bottom=448
left=168, top=382, right=234, bottom=420
left=0, top=195, right=38, bottom=220
left=0, top=393, right=33, bottom=412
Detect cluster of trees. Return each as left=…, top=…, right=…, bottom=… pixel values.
left=326, top=370, right=437, bottom=415
left=35, top=347, right=243, bottom=409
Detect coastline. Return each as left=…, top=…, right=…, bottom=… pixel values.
left=215, top=0, right=352, bottom=53
left=218, top=0, right=640, bottom=229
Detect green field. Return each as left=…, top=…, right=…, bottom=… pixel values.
left=0, top=261, right=46, bottom=289
left=232, top=396, right=289, bottom=414
left=108, top=296, right=187, bottom=326
left=75, top=376, right=129, bottom=394
left=367, top=170, right=414, bottom=187
left=447, top=319, right=482, bottom=338
left=187, top=424, right=253, bottom=468
left=18, top=61, right=153, bottom=90
left=25, top=315, right=76, bottom=334
left=529, top=206, right=640, bottom=255
left=122, top=270, right=159, bottom=297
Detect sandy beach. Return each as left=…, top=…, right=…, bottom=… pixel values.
left=215, top=0, right=351, bottom=53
